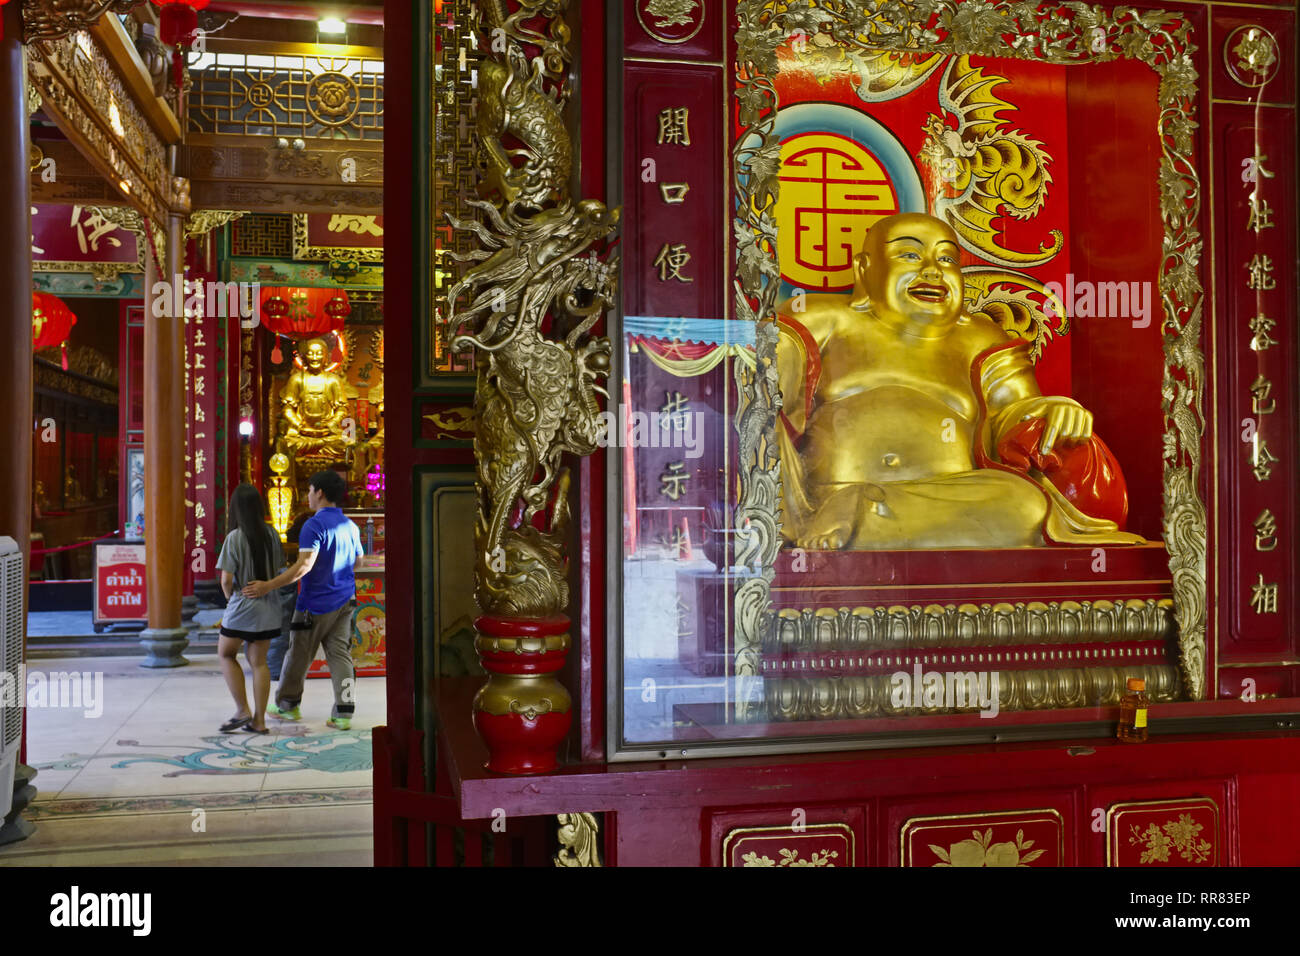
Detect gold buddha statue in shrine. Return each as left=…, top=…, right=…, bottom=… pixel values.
left=279, top=337, right=354, bottom=462
left=776, top=213, right=1143, bottom=550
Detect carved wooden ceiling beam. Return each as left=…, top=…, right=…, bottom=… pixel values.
left=25, top=2, right=187, bottom=234
left=182, top=137, right=382, bottom=214
left=21, top=0, right=147, bottom=43
left=27, top=25, right=188, bottom=227
left=30, top=138, right=122, bottom=205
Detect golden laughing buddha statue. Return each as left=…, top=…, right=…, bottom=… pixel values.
left=776, top=212, right=1143, bottom=550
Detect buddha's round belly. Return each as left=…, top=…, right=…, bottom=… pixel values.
left=802, top=387, right=976, bottom=484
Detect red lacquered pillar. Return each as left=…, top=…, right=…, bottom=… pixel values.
left=140, top=203, right=189, bottom=667
left=472, top=614, right=572, bottom=774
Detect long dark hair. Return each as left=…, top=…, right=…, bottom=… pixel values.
left=229, top=483, right=276, bottom=583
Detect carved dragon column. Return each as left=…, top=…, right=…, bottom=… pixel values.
left=445, top=0, right=618, bottom=774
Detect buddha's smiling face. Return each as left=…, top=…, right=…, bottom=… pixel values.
left=854, top=213, right=964, bottom=332
left=301, top=339, right=328, bottom=372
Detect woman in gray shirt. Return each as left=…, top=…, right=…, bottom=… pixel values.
left=216, top=484, right=286, bottom=734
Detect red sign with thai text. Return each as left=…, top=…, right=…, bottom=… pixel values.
left=94, top=543, right=147, bottom=623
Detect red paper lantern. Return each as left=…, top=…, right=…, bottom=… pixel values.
left=32, top=292, right=77, bottom=369
left=0, top=1, right=12, bottom=45
left=150, top=0, right=210, bottom=87
left=151, top=0, right=209, bottom=41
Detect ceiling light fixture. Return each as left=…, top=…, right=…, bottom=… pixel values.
left=318, top=17, right=347, bottom=37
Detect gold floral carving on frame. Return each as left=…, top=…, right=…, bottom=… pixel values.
left=723, top=822, right=855, bottom=867
left=731, top=1, right=1207, bottom=720
left=743, top=847, right=838, bottom=866
left=442, top=0, right=619, bottom=619
left=929, top=828, right=1044, bottom=867
left=185, top=209, right=248, bottom=239
left=1105, top=797, right=1220, bottom=866
left=1223, top=25, right=1279, bottom=89
left=1127, top=815, right=1211, bottom=863
left=900, top=808, right=1063, bottom=866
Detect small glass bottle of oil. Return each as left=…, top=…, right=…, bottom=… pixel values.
left=1117, top=677, right=1149, bottom=742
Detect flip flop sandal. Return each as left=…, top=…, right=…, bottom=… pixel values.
left=220, top=716, right=251, bottom=733
left=241, top=723, right=270, bottom=734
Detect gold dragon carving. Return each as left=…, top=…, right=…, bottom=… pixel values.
left=789, top=40, right=1067, bottom=356
left=444, top=0, right=619, bottom=619
left=920, top=56, right=1063, bottom=268
left=733, top=0, right=1207, bottom=719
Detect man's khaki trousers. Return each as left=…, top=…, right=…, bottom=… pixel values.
left=275, top=602, right=356, bottom=719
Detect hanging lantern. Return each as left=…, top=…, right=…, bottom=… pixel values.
left=323, top=293, right=351, bottom=322
left=150, top=0, right=211, bottom=88
left=32, top=292, right=77, bottom=369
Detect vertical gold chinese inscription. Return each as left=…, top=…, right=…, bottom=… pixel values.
left=1249, top=376, right=1274, bottom=414
left=1246, top=195, right=1273, bottom=233
left=1247, top=315, right=1276, bottom=352
left=1249, top=574, right=1278, bottom=614
left=657, top=107, right=691, bottom=145
left=660, top=182, right=690, bottom=203
left=1252, top=510, right=1277, bottom=551
left=654, top=243, right=694, bottom=282
left=1251, top=439, right=1277, bottom=481
left=1245, top=255, right=1275, bottom=290
left=660, top=462, right=689, bottom=500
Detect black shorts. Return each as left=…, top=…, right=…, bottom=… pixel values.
left=220, top=626, right=280, bottom=642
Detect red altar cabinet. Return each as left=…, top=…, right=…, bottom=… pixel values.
left=379, top=0, right=1300, bottom=867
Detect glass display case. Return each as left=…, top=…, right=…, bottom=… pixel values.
left=607, top=1, right=1270, bottom=759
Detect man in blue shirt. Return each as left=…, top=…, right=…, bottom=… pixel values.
left=243, top=470, right=364, bottom=730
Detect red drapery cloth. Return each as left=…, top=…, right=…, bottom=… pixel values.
left=258, top=287, right=351, bottom=338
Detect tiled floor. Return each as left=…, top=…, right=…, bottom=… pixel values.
left=1, top=654, right=382, bottom=866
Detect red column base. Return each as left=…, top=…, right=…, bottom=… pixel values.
left=471, top=615, right=573, bottom=775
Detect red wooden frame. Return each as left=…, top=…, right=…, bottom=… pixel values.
left=378, top=0, right=1300, bottom=866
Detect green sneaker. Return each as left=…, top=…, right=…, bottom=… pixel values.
left=268, top=702, right=301, bottom=721
left=326, top=716, right=351, bottom=731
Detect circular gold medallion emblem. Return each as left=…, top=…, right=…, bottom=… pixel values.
left=635, top=0, right=705, bottom=45
left=1224, top=25, right=1279, bottom=89
left=307, top=72, right=358, bottom=125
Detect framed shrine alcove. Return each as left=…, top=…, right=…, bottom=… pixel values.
left=607, top=0, right=1242, bottom=761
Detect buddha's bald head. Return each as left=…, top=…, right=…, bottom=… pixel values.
left=850, top=213, right=965, bottom=332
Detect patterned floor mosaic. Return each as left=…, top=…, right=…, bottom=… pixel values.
left=1, top=656, right=384, bottom=866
